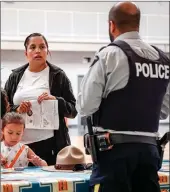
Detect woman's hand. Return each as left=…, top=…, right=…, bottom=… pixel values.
left=17, top=101, right=31, bottom=114
left=37, top=92, right=56, bottom=104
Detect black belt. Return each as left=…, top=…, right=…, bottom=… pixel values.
left=109, top=134, right=158, bottom=146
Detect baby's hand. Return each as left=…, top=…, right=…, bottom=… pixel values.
left=1, top=156, right=7, bottom=166
left=28, top=155, right=47, bottom=166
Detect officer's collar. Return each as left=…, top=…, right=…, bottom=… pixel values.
left=115, top=31, right=141, bottom=41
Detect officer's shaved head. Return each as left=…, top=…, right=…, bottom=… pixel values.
left=109, top=1, right=141, bottom=32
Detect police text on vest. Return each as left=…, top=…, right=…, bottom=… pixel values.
left=135, top=62, right=169, bottom=79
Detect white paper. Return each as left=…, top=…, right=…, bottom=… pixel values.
left=22, top=100, right=59, bottom=130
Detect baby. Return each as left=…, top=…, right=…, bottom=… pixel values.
left=1, top=112, right=47, bottom=168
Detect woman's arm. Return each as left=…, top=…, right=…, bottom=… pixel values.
left=27, top=148, right=48, bottom=166
left=56, top=71, right=77, bottom=118
left=4, top=73, right=19, bottom=112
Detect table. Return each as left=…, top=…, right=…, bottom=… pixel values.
left=1, top=161, right=169, bottom=192
left=1, top=167, right=90, bottom=192
left=158, top=160, right=169, bottom=192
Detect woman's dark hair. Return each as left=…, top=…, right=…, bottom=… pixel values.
left=1, top=88, right=8, bottom=118
left=24, top=33, right=49, bottom=50
left=2, top=112, right=25, bottom=130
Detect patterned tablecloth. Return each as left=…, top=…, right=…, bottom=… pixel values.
left=1, top=161, right=169, bottom=192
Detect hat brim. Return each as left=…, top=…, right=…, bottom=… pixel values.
left=42, top=166, right=75, bottom=172
left=42, top=166, right=92, bottom=174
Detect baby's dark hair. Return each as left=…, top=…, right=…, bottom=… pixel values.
left=2, top=112, right=25, bottom=130
left=24, top=32, right=49, bottom=50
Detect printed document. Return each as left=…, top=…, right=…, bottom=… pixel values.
left=22, top=100, right=59, bottom=130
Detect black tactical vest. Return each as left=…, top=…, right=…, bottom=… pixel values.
left=92, top=40, right=170, bottom=133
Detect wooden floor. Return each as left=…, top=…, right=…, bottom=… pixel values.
left=70, top=136, right=169, bottom=163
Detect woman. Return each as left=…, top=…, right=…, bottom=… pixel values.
left=4, top=33, right=77, bottom=165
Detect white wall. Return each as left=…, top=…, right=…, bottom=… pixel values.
left=1, top=1, right=169, bottom=44
left=1, top=50, right=95, bottom=125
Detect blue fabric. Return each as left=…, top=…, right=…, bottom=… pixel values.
left=1, top=161, right=169, bottom=192
left=1, top=167, right=90, bottom=192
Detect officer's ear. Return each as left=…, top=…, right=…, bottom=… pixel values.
left=109, top=20, right=116, bottom=34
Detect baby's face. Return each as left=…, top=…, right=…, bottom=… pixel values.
left=3, top=123, right=24, bottom=146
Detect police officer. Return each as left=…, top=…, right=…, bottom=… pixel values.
left=76, top=2, right=169, bottom=192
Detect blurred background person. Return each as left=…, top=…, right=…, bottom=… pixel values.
left=1, top=88, right=10, bottom=119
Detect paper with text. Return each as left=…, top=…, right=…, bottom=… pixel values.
left=22, top=100, right=59, bottom=130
